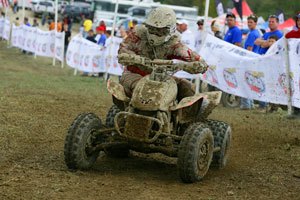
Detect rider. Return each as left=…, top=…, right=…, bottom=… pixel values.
left=118, top=7, right=208, bottom=101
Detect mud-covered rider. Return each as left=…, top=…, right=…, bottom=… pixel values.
left=118, top=7, right=208, bottom=101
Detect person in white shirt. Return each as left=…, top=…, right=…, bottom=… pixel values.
left=195, top=19, right=204, bottom=53
left=177, top=19, right=196, bottom=51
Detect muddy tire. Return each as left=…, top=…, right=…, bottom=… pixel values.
left=105, top=105, right=121, bottom=127
left=178, top=123, right=214, bottom=183
left=64, top=113, right=102, bottom=170
left=206, top=120, right=232, bottom=169
left=221, top=93, right=240, bottom=108
left=105, top=105, right=129, bottom=158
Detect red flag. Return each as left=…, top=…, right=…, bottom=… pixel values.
left=0, top=0, right=9, bottom=7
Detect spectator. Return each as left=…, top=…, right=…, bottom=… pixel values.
left=32, top=18, right=39, bottom=27
left=285, top=12, right=300, bottom=119
left=255, top=15, right=283, bottom=55
left=128, top=19, right=138, bottom=33
left=86, top=30, right=97, bottom=43
left=254, top=15, right=283, bottom=110
left=195, top=19, right=204, bottom=52
left=14, top=17, right=20, bottom=26
left=83, top=15, right=92, bottom=38
left=240, top=14, right=261, bottom=110
left=97, top=19, right=106, bottom=32
left=177, top=19, right=196, bottom=50
left=13, top=0, right=18, bottom=14
left=63, top=24, right=71, bottom=54
left=41, top=11, right=49, bottom=26
left=24, top=17, right=31, bottom=27
left=285, top=12, right=300, bottom=39
left=95, top=26, right=106, bottom=47
left=224, top=13, right=242, bottom=46
left=49, top=20, right=62, bottom=32
left=211, top=20, right=223, bottom=40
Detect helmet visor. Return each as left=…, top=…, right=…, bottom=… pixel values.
left=145, top=25, right=170, bottom=37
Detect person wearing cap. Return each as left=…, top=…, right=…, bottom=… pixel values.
left=240, top=14, right=261, bottom=110
left=255, top=15, right=283, bottom=55
left=224, top=13, right=242, bottom=47
left=195, top=19, right=204, bottom=53
left=95, top=26, right=107, bottom=47
left=285, top=12, right=300, bottom=39
left=177, top=19, right=196, bottom=51
left=210, top=20, right=223, bottom=40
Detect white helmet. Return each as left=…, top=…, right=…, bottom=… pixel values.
left=144, top=7, right=177, bottom=46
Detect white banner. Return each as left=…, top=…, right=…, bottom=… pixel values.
left=105, top=37, right=124, bottom=76
left=0, top=18, right=4, bottom=38
left=288, top=39, right=300, bottom=108
left=0, top=18, right=10, bottom=40
left=35, top=29, right=55, bottom=57
left=2, top=19, right=10, bottom=40
left=199, top=34, right=300, bottom=108
left=21, top=25, right=37, bottom=53
left=55, top=31, right=65, bottom=62
left=11, top=24, right=21, bottom=47
left=66, top=35, right=108, bottom=73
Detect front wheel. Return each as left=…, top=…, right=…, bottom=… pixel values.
left=177, top=123, right=214, bottom=183
left=64, top=113, right=102, bottom=170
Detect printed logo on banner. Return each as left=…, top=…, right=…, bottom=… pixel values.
left=80, top=55, right=85, bottom=66
left=84, top=55, right=90, bottom=67
left=42, top=43, right=47, bottom=53
left=12, top=36, right=16, bottom=45
left=32, top=40, right=36, bottom=49
left=203, top=65, right=218, bottom=84
left=92, top=55, right=101, bottom=67
left=50, top=43, right=55, bottom=53
left=56, top=47, right=61, bottom=57
left=278, top=73, right=294, bottom=96
left=223, top=68, right=238, bottom=88
left=27, top=39, right=31, bottom=48
left=67, top=51, right=72, bottom=62
left=245, top=71, right=266, bottom=94
left=73, top=53, right=80, bottom=64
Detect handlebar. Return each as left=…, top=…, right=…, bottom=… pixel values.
left=118, top=53, right=208, bottom=75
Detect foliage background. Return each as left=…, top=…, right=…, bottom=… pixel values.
left=158, top=0, right=300, bottom=19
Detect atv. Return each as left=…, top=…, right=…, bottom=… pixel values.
left=64, top=53, right=232, bottom=183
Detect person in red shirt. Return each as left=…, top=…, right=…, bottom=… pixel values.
left=285, top=12, right=300, bottom=39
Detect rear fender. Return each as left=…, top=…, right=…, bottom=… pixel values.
left=107, top=79, right=130, bottom=102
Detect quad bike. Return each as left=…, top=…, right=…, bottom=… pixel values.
left=64, top=54, right=232, bottom=183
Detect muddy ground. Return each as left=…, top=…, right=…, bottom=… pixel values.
left=0, top=41, right=299, bottom=200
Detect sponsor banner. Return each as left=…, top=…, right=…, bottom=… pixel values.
left=2, top=19, right=10, bottom=40
left=199, top=34, right=300, bottom=108
left=35, top=29, right=55, bottom=57
left=0, top=18, right=10, bottom=40
left=288, top=39, right=300, bottom=108
left=11, top=24, right=22, bottom=47
left=105, top=37, right=124, bottom=76
left=0, top=18, right=4, bottom=38
left=55, top=32, right=65, bottom=62
left=66, top=35, right=123, bottom=73
left=21, top=25, right=37, bottom=52
left=66, top=35, right=82, bottom=69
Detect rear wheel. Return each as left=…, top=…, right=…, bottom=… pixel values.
left=64, top=113, right=102, bottom=170
left=206, top=120, right=232, bottom=169
left=178, top=123, right=214, bottom=183
left=105, top=105, right=129, bottom=158
left=221, top=93, right=240, bottom=108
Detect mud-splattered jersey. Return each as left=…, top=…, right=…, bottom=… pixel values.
left=118, top=26, right=202, bottom=76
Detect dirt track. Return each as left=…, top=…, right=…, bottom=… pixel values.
left=0, top=41, right=300, bottom=200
